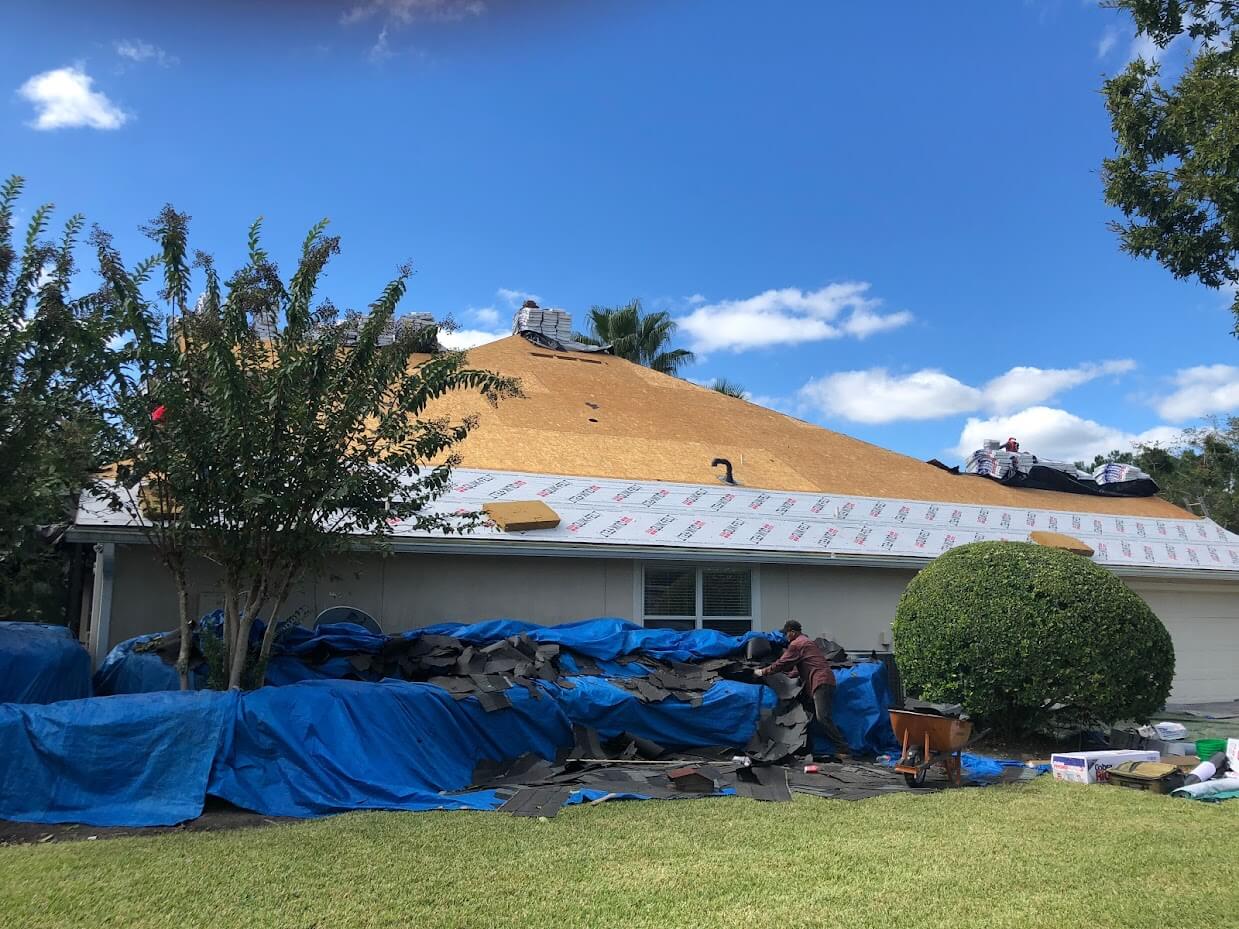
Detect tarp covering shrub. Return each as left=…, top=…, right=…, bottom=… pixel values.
left=892, top=541, right=1174, bottom=733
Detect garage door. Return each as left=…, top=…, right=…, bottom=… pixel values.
left=1125, top=579, right=1239, bottom=704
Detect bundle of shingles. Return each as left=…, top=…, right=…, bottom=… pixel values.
left=462, top=723, right=927, bottom=818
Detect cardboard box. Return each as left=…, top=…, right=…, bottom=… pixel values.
left=1050, top=750, right=1159, bottom=785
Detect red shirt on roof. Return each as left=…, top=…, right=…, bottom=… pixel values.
left=763, top=633, right=834, bottom=694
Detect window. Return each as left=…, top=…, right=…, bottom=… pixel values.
left=641, top=564, right=755, bottom=633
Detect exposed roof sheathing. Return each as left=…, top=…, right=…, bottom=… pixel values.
left=419, top=336, right=1193, bottom=520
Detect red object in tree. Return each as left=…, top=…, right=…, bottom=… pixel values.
left=151, top=405, right=167, bottom=423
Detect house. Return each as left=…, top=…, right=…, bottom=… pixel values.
left=69, top=313, right=1239, bottom=703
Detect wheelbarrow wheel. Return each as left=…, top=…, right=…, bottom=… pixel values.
left=903, top=767, right=928, bottom=788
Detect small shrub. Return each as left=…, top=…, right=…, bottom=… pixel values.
left=892, top=541, right=1174, bottom=733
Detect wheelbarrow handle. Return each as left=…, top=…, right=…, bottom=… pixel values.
left=960, top=728, right=991, bottom=751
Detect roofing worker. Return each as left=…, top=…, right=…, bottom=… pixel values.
left=755, top=620, right=850, bottom=760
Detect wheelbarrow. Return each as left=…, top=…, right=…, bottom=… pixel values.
left=888, top=709, right=983, bottom=787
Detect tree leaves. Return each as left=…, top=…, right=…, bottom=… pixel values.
left=100, top=208, right=518, bottom=687
left=574, top=299, right=695, bottom=376
left=1102, top=2, right=1239, bottom=331
left=0, top=176, right=120, bottom=621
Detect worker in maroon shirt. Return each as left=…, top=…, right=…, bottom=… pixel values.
left=755, top=620, right=850, bottom=759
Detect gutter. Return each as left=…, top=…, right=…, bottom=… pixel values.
left=62, top=524, right=1239, bottom=582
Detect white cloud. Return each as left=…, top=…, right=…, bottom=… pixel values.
left=1097, top=26, right=1121, bottom=58
left=114, top=39, right=178, bottom=67
left=798, top=359, right=1135, bottom=424
left=18, top=66, right=127, bottom=131
left=1153, top=364, right=1239, bottom=420
left=368, top=25, right=393, bottom=62
left=954, top=407, right=1181, bottom=463
left=685, top=293, right=706, bottom=305
left=497, top=287, right=541, bottom=308
left=801, top=369, right=980, bottom=424
left=470, top=306, right=501, bottom=326
left=1129, top=32, right=1168, bottom=63
left=438, top=327, right=508, bottom=350
left=840, top=307, right=914, bottom=339
left=676, top=283, right=912, bottom=353
left=342, top=0, right=486, bottom=24
left=983, top=360, right=1135, bottom=414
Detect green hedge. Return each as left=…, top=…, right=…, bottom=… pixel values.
left=892, top=541, right=1174, bottom=733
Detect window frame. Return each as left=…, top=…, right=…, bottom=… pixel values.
left=636, top=562, right=761, bottom=632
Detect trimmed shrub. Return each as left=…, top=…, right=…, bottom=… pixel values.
left=892, top=541, right=1174, bottom=733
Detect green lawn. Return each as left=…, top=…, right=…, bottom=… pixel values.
left=1, top=779, right=1235, bottom=929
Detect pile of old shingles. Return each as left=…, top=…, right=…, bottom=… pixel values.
left=340, top=631, right=832, bottom=763
left=462, top=723, right=928, bottom=818
left=143, top=626, right=847, bottom=762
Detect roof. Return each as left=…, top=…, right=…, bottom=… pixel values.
left=418, top=336, right=1193, bottom=520
left=72, top=467, right=1239, bottom=578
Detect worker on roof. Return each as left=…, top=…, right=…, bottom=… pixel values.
left=755, top=620, right=851, bottom=760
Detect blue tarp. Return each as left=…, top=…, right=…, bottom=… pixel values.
left=0, top=673, right=774, bottom=826
left=877, top=751, right=1048, bottom=783
left=0, top=622, right=92, bottom=705
left=208, top=680, right=573, bottom=818
left=812, top=662, right=900, bottom=756
left=92, top=631, right=203, bottom=695
left=94, top=617, right=783, bottom=695
left=0, top=690, right=234, bottom=825
left=12, top=618, right=904, bottom=826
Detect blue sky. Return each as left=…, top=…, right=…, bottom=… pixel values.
left=4, top=0, right=1237, bottom=465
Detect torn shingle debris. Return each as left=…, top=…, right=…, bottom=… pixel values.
left=464, top=724, right=945, bottom=818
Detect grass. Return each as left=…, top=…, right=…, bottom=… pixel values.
left=1, top=779, right=1236, bottom=929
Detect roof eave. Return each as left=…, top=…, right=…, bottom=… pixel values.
left=62, top=525, right=1239, bottom=581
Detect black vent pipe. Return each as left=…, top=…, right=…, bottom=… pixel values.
left=711, top=457, right=736, bottom=485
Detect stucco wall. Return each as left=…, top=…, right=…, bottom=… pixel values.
left=105, top=547, right=912, bottom=654
left=106, top=545, right=638, bottom=650
left=754, top=564, right=912, bottom=652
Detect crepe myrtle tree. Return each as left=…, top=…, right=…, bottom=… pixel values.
left=0, top=177, right=119, bottom=621
left=97, top=206, right=519, bottom=690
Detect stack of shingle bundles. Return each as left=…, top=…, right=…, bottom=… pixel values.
left=378, top=313, right=434, bottom=345
left=400, top=312, right=435, bottom=333
left=1092, top=461, right=1151, bottom=485
left=1036, top=458, right=1092, bottom=480
left=513, top=305, right=572, bottom=342
left=963, top=448, right=1001, bottom=478
left=963, top=448, right=1034, bottom=479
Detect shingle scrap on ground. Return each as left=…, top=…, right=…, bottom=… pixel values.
left=460, top=725, right=939, bottom=818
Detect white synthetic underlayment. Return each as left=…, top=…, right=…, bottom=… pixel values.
left=76, top=469, right=1239, bottom=574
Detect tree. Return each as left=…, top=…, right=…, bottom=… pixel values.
left=97, top=207, right=519, bottom=689
left=1080, top=418, right=1239, bottom=532
left=1101, top=1, right=1239, bottom=332
left=0, top=177, right=116, bottom=622
left=893, top=542, right=1175, bottom=734
left=574, top=299, right=695, bottom=376
left=709, top=378, right=747, bottom=398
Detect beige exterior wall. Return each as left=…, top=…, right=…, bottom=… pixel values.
left=1123, top=578, right=1239, bottom=704
left=106, top=545, right=911, bottom=654
left=107, top=545, right=639, bottom=651
left=749, top=564, right=912, bottom=652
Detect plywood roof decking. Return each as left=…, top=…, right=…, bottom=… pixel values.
left=416, top=336, right=1193, bottom=520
